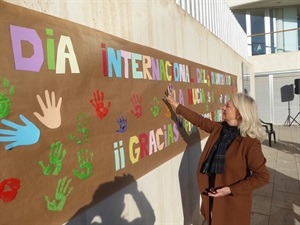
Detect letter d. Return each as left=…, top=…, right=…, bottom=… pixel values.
left=10, top=25, right=44, bottom=72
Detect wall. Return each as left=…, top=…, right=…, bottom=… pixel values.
left=250, top=52, right=300, bottom=124
left=3, top=0, right=248, bottom=224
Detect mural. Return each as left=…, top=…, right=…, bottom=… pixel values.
left=0, top=2, right=237, bottom=224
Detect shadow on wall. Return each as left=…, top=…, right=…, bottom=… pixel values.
left=65, top=174, right=155, bottom=225
left=164, top=100, right=204, bottom=225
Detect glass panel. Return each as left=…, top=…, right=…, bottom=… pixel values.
left=234, top=12, right=247, bottom=32
left=270, top=10, right=276, bottom=53
left=283, top=7, right=297, bottom=52
left=298, top=6, right=300, bottom=50
left=251, top=10, right=266, bottom=55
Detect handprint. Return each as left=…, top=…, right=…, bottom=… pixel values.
left=69, top=113, right=90, bottom=144
left=0, top=114, right=40, bottom=150
left=0, top=178, right=20, bottom=202
left=0, top=77, right=15, bottom=119
left=45, top=176, right=73, bottom=211
left=130, top=94, right=142, bottom=118
left=116, top=114, right=127, bottom=133
left=73, top=148, right=94, bottom=180
left=151, top=97, right=159, bottom=117
left=89, top=90, right=111, bottom=119
left=39, top=141, right=66, bottom=175
left=34, top=90, right=62, bottom=129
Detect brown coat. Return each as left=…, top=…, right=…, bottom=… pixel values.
left=176, top=104, right=270, bottom=225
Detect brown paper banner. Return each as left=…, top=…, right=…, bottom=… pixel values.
left=0, top=2, right=237, bottom=224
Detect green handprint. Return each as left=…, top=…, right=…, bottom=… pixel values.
left=69, top=113, right=90, bottom=144
left=45, top=176, right=73, bottom=211
left=39, top=141, right=66, bottom=175
left=0, top=76, right=15, bottom=119
left=151, top=97, right=160, bottom=117
left=73, top=148, right=94, bottom=180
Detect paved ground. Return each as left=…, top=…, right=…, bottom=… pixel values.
left=251, top=125, right=300, bottom=225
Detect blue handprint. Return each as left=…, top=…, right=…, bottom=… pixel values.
left=116, top=114, right=127, bottom=133
left=0, top=114, right=40, bottom=150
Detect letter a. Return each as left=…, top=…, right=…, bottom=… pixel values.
left=56, top=36, right=80, bottom=74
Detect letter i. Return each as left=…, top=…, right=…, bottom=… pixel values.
left=101, top=43, right=108, bottom=76
left=46, top=28, right=55, bottom=70
left=113, top=140, right=125, bottom=171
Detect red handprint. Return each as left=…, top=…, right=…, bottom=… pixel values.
left=130, top=94, right=142, bottom=118
left=89, top=90, right=111, bottom=119
left=0, top=178, right=20, bottom=202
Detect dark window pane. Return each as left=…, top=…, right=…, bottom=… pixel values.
left=251, top=10, right=266, bottom=55
left=234, top=12, right=247, bottom=32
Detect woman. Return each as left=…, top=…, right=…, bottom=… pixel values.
left=164, top=84, right=270, bottom=225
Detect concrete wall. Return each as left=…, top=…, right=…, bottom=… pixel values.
left=3, top=0, right=249, bottom=224
left=249, top=51, right=300, bottom=75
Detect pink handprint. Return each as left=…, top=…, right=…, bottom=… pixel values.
left=130, top=94, right=142, bottom=118
left=89, top=90, right=111, bottom=120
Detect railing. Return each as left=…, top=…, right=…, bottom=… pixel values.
left=175, top=0, right=248, bottom=59
left=248, top=27, right=300, bottom=55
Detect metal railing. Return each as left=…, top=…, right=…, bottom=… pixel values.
left=175, top=0, right=248, bottom=59
left=248, top=27, right=300, bottom=55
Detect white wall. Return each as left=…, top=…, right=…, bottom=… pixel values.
left=4, top=0, right=248, bottom=224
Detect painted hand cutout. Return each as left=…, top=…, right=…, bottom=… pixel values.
left=89, top=90, right=111, bottom=119
left=0, top=114, right=40, bottom=150
left=45, top=176, right=73, bottom=211
left=34, top=90, right=62, bottom=129
left=116, top=114, right=127, bottom=133
left=39, top=141, right=66, bottom=175
left=130, top=94, right=142, bottom=118
left=0, top=178, right=20, bottom=202
left=73, top=148, right=94, bottom=180
left=151, top=97, right=159, bottom=117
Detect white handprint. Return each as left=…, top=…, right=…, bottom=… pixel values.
left=34, top=90, right=62, bottom=129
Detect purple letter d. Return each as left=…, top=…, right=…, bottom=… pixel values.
left=10, top=25, right=44, bottom=72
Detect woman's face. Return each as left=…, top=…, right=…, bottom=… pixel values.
left=222, top=100, right=240, bottom=126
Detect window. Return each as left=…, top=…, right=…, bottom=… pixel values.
left=251, top=10, right=266, bottom=55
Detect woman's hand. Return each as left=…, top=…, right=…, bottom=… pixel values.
left=208, top=186, right=231, bottom=197
left=164, top=84, right=179, bottom=109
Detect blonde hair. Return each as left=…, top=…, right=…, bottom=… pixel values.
left=231, top=93, right=265, bottom=142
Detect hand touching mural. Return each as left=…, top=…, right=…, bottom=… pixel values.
left=45, top=176, right=73, bottom=211
left=39, top=141, right=66, bottom=175
left=73, top=148, right=94, bottom=180
left=34, top=90, right=62, bottom=129
left=130, top=94, right=142, bottom=118
left=90, top=90, right=111, bottom=119
left=0, top=114, right=40, bottom=150
left=0, top=178, right=20, bottom=202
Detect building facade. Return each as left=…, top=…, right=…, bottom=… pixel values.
left=226, top=0, right=300, bottom=125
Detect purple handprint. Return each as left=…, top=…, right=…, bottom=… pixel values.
left=116, top=114, right=127, bottom=133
